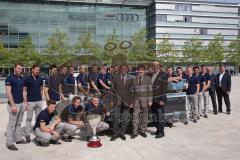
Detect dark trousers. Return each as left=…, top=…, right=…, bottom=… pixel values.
left=151, top=103, right=165, bottom=134
left=112, top=103, right=130, bottom=135
left=216, top=88, right=231, bottom=112
left=209, top=90, right=218, bottom=113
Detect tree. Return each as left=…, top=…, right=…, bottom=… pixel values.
left=128, top=29, right=156, bottom=63
left=156, top=35, right=178, bottom=65
left=226, top=35, right=240, bottom=72
left=45, top=29, right=72, bottom=65
left=74, top=32, right=101, bottom=63
left=102, top=28, right=125, bottom=64
left=0, top=38, right=10, bottom=68
left=207, top=33, right=225, bottom=64
left=13, top=36, right=41, bottom=67
left=182, top=37, right=206, bottom=65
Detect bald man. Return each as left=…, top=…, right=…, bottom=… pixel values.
left=207, top=67, right=218, bottom=115
left=151, top=62, right=168, bottom=138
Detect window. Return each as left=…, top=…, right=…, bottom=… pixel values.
left=156, top=14, right=167, bottom=22
left=175, top=4, right=191, bottom=11
left=184, top=16, right=192, bottom=23
left=200, top=28, right=208, bottom=35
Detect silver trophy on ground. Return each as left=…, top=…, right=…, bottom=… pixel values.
left=87, top=114, right=102, bottom=148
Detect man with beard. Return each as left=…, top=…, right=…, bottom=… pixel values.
left=59, top=65, right=69, bottom=100
left=88, top=64, right=100, bottom=95
left=44, top=64, right=62, bottom=103
left=33, top=100, right=64, bottom=146
left=76, top=65, right=89, bottom=96
left=23, top=64, right=44, bottom=143
left=5, top=63, right=27, bottom=151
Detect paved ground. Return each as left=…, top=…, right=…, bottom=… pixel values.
left=0, top=77, right=240, bottom=160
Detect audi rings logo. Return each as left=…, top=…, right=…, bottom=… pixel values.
left=104, top=40, right=132, bottom=51
left=116, top=13, right=139, bottom=22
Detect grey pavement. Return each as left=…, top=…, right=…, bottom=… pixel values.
left=0, top=77, right=240, bottom=160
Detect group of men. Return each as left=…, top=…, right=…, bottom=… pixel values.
left=4, top=62, right=231, bottom=151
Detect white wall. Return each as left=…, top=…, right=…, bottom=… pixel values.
left=156, top=27, right=199, bottom=34
left=156, top=3, right=175, bottom=10
left=192, top=17, right=238, bottom=25
left=192, top=5, right=238, bottom=13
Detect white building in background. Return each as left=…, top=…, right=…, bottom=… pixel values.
left=149, top=0, right=240, bottom=52
left=238, top=3, right=240, bottom=35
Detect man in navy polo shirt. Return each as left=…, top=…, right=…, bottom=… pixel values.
left=23, top=64, right=44, bottom=143
left=44, top=64, right=62, bottom=103
left=193, top=65, right=206, bottom=119
left=96, top=64, right=111, bottom=93
left=64, top=66, right=76, bottom=96
left=59, top=65, right=69, bottom=99
left=201, top=64, right=211, bottom=118
left=83, top=96, right=110, bottom=136
left=5, top=63, right=27, bottom=151
left=33, top=100, right=64, bottom=146
left=88, top=64, right=100, bottom=95
left=76, top=65, right=89, bottom=96
left=186, top=66, right=200, bottom=123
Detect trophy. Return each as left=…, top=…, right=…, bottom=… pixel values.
left=87, top=114, right=102, bottom=148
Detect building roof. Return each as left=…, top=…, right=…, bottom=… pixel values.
left=45, top=0, right=153, bottom=6
left=43, top=0, right=240, bottom=6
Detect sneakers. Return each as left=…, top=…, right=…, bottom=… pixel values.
left=110, top=135, right=118, bottom=141
left=50, top=139, right=61, bottom=145
left=203, top=114, right=208, bottom=118
left=139, top=132, right=147, bottom=138
left=25, top=135, right=31, bottom=143
left=119, top=134, right=126, bottom=141
left=7, top=144, right=18, bottom=151
left=16, top=139, right=27, bottom=144
left=130, top=134, right=138, bottom=139
left=61, top=137, right=72, bottom=142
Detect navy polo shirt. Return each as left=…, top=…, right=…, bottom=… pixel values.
left=23, top=75, right=43, bottom=102
left=195, top=74, right=206, bottom=92
left=84, top=101, right=104, bottom=115
left=76, top=73, right=88, bottom=88
left=65, top=74, right=75, bottom=85
left=186, top=75, right=199, bottom=95
left=33, top=108, right=55, bottom=130
left=5, top=73, right=25, bottom=104
left=96, top=73, right=111, bottom=91
left=60, top=104, right=83, bottom=122
left=88, top=72, right=98, bottom=84
left=64, top=74, right=75, bottom=94
left=45, top=75, right=62, bottom=101
left=203, top=73, right=211, bottom=85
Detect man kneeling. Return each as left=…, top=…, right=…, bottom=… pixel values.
left=60, top=96, right=109, bottom=140
left=84, top=95, right=110, bottom=137
left=33, top=100, right=64, bottom=146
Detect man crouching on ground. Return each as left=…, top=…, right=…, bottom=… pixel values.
left=33, top=100, right=64, bottom=146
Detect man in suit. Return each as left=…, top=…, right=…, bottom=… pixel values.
left=131, top=64, right=152, bottom=139
left=207, top=67, right=218, bottom=115
left=151, top=62, right=168, bottom=138
left=110, top=63, right=135, bottom=141
left=216, top=64, right=231, bottom=114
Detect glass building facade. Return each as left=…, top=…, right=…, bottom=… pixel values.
left=0, top=0, right=149, bottom=52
